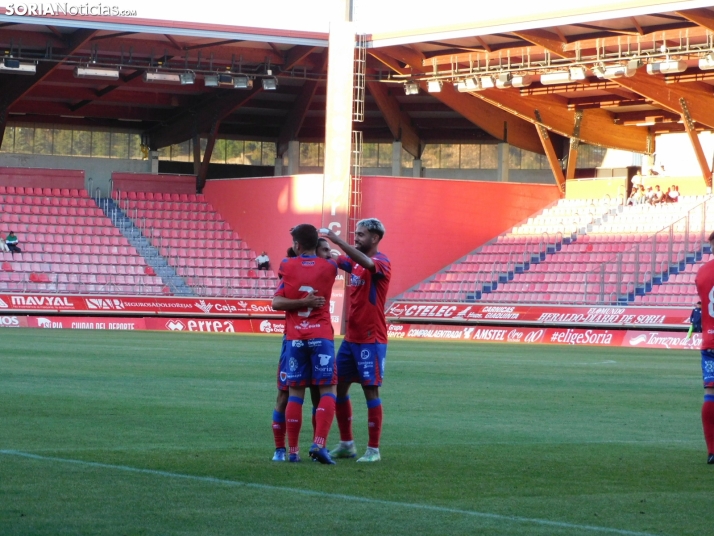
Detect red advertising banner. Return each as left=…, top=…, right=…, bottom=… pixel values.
left=386, top=302, right=690, bottom=328
left=387, top=323, right=695, bottom=350
left=0, top=315, right=28, bottom=328
left=11, top=315, right=699, bottom=350
left=0, top=294, right=282, bottom=317
left=26, top=316, right=146, bottom=330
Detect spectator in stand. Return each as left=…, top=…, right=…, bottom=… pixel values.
left=5, top=231, right=21, bottom=256
left=631, top=170, right=643, bottom=192
left=0, top=235, right=9, bottom=253
left=627, top=186, right=643, bottom=206
left=651, top=185, right=665, bottom=205
left=669, top=185, right=680, bottom=203
left=645, top=186, right=655, bottom=204
left=256, top=251, right=270, bottom=270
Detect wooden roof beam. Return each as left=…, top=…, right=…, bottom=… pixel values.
left=675, top=8, right=714, bottom=32
left=0, top=28, right=97, bottom=109
left=277, top=80, right=320, bottom=156
left=607, top=70, right=714, bottom=130
left=471, top=88, right=648, bottom=152
left=511, top=29, right=575, bottom=59
left=145, top=84, right=263, bottom=149
left=371, top=48, right=546, bottom=155
left=283, top=45, right=319, bottom=71
left=366, top=81, right=421, bottom=158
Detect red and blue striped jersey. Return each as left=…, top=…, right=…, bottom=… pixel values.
left=275, top=255, right=338, bottom=340
left=337, top=252, right=391, bottom=344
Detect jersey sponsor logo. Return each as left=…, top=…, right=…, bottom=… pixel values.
left=166, top=320, right=185, bottom=331
left=195, top=300, right=214, bottom=313
left=0, top=297, right=8, bottom=308
left=289, top=357, right=299, bottom=371
left=295, top=320, right=321, bottom=330
left=360, top=349, right=370, bottom=360
left=291, top=340, right=304, bottom=347
left=319, top=354, right=331, bottom=366
left=87, top=298, right=124, bottom=310
left=349, top=274, right=365, bottom=286
left=307, top=339, right=322, bottom=347
left=301, top=261, right=315, bottom=266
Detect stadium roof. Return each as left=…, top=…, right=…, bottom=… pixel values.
left=2, top=1, right=714, bottom=163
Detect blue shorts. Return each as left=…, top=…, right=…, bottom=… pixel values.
left=337, top=341, right=387, bottom=386
left=702, top=349, right=714, bottom=388
left=282, top=338, right=336, bottom=387
left=277, top=336, right=289, bottom=392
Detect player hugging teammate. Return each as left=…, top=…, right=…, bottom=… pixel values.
left=271, top=218, right=391, bottom=464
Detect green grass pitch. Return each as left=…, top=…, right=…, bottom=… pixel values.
left=1, top=329, right=712, bottom=535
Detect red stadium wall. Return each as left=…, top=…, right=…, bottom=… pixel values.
left=0, top=167, right=85, bottom=189
left=204, top=175, right=560, bottom=297
left=111, top=173, right=196, bottom=194
left=360, top=176, right=561, bottom=296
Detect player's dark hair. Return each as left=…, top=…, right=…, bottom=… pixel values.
left=290, top=224, right=318, bottom=250
left=709, top=230, right=714, bottom=242
left=357, top=218, right=385, bottom=239
left=317, top=237, right=329, bottom=248
left=286, top=247, right=297, bottom=257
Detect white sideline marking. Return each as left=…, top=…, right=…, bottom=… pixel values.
left=1, top=449, right=660, bottom=536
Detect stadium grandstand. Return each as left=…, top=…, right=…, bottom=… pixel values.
left=1, top=0, right=714, bottom=313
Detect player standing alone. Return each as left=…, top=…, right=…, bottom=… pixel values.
left=272, top=225, right=338, bottom=464
left=321, top=218, right=391, bottom=462
left=695, top=230, right=714, bottom=464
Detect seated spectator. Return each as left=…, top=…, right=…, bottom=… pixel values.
left=0, top=236, right=8, bottom=253
left=645, top=186, right=655, bottom=203
left=668, top=185, right=680, bottom=202
left=255, top=251, right=270, bottom=270
left=627, top=186, right=643, bottom=206
left=651, top=185, right=665, bottom=204
left=5, top=231, right=21, bottom=256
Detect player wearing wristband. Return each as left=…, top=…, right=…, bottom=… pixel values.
left=273, top=226, right=338, bottom=464
left=696, top=231, right=714, bottom=464
left=271, top=239, right=332, bottom=461
left=321, top=218, right=391, bottom=462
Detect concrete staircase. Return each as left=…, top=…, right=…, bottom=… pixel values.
left=98, top=198, right=194, bottom=296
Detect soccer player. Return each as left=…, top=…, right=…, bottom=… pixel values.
left=271, top=238, right=333, bottom=461
left=272, top=226, right=338, bottom=464
left=695, top=231, right=714, bottom=464
left=321, top=218, right=391, bottom=462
